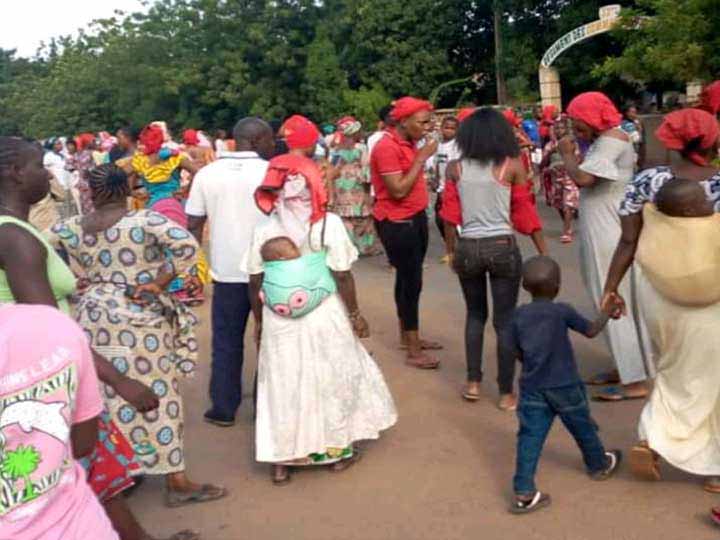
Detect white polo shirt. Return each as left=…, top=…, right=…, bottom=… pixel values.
left=186, top=151, right=269, bottom=283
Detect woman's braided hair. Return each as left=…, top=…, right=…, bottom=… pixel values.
left=88, top=163, right=130, bottom=201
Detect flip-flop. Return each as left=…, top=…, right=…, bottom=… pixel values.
left=704, top=477, right=720, bottom=494
left=710, top=507, right=720, bottom=526
left=462, top=385, right=481, bottom=402
left=271, top=466, right=291, bottom=486
left=586, top=371, right=621, bottom=386
left=509, top=491, right=552, bottom=515
left=165, top=484, right=227, bottom=508
left=405, top=354, right=440, bottom=370
left=560, top=233, right=573, bottom=243
left=592, top=386, right=648, bottom=402
left=629, top=445, right=661, bottom=481
left=400, top=340, right=444, bottom=351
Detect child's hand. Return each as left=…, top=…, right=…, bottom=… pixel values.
left=601, top=291, right=625, bottom=319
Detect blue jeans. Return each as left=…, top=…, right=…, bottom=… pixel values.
left=209, top=281, right=251, bottom=419
left=513, top=384, right=607, bottom=495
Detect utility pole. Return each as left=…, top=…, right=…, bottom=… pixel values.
left=493, top=1, right=507, bottom=105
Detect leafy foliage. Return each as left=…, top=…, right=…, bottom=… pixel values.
left=0, top=0, right=701, bottom=138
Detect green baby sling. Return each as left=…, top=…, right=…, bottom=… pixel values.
left=261, top=250, right=337, bottom=318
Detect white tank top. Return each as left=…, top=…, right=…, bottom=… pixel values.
left=457, top=159, right=512, bottom=238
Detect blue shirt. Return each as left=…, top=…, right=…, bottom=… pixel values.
left=510, top=300, right=591, bottom=391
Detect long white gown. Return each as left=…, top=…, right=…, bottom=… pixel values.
left=244, top=212, right=398, bottom=463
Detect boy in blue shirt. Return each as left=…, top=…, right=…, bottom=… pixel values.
left=509, top=255, right=622, bottom=514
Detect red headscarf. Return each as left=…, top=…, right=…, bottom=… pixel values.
left=281, top=115, right=321, bottom=150
left=255, top=153, right=328, bottom=224
left=502, top=109, right=521, bottom=128
left=542, top=104, right=557, bottom=123
left=390, top=97, right=434, bottom=121
left=655, top=108, right=720, bottom=166
left=183, top=129, right=200, bottom=146
left=699, top=81, right=720, bottom=116
left=566, top=92, right=622, bottom=132
left=75, top=133, right=95, bottom=152
left=139, top=125, right=165, bottom=155
left=457, top=107, right=476, bottom=123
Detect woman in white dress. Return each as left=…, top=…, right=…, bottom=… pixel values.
left=244, top=115, right=397, bottom=484
left=602, top=108, right=720, bottom=491
left=558, top=92, right=652, bottom=402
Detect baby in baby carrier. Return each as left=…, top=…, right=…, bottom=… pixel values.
left=259, top=236, right=337, bottom=318
left=636, top=178, right=720, bottom=307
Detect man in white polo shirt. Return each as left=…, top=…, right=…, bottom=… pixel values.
left=186, top=117, right=275, bottom=427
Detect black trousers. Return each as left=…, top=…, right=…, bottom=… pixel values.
left=453, top=235, right=521, bottom=393
left=434, top=193, right=445, bottom=240
left=375, top=211, right=429, bottom=331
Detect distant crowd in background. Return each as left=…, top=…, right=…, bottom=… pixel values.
left=2, top=79, right=720, bottom=539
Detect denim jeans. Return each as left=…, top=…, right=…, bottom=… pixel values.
left=453, top=235, right=521, bottom=393
left=209, top=281, right=252, bottom=419
left=375, top=211, right=429, bottom=331
left=513, top=384, right=608, bottom=495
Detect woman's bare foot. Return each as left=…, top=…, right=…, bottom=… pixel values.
left=462, top=382, right=481, bottom=401
left=498, top=393, right=518, bottom=411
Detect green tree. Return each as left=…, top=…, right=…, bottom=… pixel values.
left=303, top=26, right=350, bottom=122
left=2, top=445, right=41, bottom=502
left=596, top=0, right=720, bottom=84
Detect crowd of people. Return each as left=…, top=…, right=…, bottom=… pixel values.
left=1, top=79, right=720, bottom=538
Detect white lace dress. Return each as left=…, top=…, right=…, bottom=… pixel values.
left=244, top=212, right=398, bottom=464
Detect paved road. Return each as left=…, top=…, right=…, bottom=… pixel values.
left=130, top=206, right=719, bottom=540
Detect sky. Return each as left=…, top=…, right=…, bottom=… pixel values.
left=0, top=1, right=147, bottom=57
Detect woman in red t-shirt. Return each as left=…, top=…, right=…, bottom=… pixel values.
left=370, top=97, right=442, bottom=369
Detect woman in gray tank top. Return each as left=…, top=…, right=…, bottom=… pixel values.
left=443, top=108, right=546, bottom=411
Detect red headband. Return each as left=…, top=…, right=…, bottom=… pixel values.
left=655, top=108, right=720, bottom=166
left=282, top=115, right=320, bottom=150
left=390, top=97, right=434, bottom=121
left=567, top=92, right=622, bottom=132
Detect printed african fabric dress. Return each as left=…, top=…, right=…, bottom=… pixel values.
left=329, top=146, right=382, bottom=256
left=47, top=210, right=200, bottom=476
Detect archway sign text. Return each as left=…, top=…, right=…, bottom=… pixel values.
left=540, top=5, right=621, bottom=68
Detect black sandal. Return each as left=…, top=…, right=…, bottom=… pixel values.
left=510, top=491, right=551, bottom=514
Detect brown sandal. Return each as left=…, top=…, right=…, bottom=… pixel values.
left=704, top=477, right=720, bottom=494
left=400, top=340, right=444, bottom=351
left=630, top=444, right=661, bottom=481
left=165, top=483, right=227, bottom=508
left=271, top=465, right=291, bottom=486
left=405, top=354, right=440, bottom=369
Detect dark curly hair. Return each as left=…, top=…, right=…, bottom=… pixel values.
left=456, top=107, right=520, bottom=165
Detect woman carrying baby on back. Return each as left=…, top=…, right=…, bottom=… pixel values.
left=243, top=115, right=397, bottom=485
left=602, top=108, right=720, bottom=491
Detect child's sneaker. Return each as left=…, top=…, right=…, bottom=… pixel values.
left=509, top=491, right=552, bottom=514
left=590, top=450, right=622, bottom=480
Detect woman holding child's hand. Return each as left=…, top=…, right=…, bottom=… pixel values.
left=602, top=108, right=720, bottom=492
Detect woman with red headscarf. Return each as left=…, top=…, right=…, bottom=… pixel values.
left=243, top=115, right=397, bottom=484
left=602, top=108, right=720, bottom=490
left=370, top=96, right=443, bottom=369
left=327, top=116, right=382, bottom=256
left=182, top=128, right=215, bottom=168
left=559, top=91, right=652, bottom=402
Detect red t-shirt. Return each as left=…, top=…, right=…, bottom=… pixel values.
left=370, top=128, right=429, bottom=221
